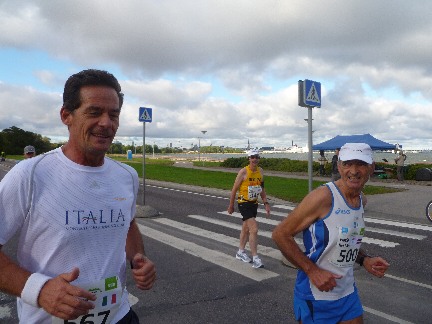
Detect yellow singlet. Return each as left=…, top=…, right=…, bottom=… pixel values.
left=237, top=165, right=263, bottom=203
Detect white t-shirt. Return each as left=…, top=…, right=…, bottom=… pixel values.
left=0, top=148, right=139, bottom=323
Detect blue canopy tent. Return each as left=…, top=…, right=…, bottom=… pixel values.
left=312, top=134, right=396, bottom=151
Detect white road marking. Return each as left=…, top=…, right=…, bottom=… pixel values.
left=188, top=214, right=304, bottom=248
left=273, top=204, right=295, bottom=210
left=385, top=274, right=432, bottom=291
left=365, top=217, right=432, bottom=232
left=366, top=227, right=426, bottom=240
left=363, top=306, right=414, bottom=324
left=217, top=212, right=399, bottom=248
left=148, top=185, right=229, bottom=200
left=153, top=217, right=284, bottom=260
left=128, top=293, right=139, bottom=306
left=218, top=211, right=283, bottom=225
left=0, top=305, right=11, bottom=320
left=137, top=224, right=279, bottom=282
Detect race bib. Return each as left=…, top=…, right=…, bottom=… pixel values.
left=247, top=185, right=262, bottom=200
left=329, top=226, right=365, bottom=268
left=52, top=276, right=123, bottom=324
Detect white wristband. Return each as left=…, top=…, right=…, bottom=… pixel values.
left=21, top=273, right=52, bottom=307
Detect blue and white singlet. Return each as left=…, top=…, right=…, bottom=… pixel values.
left=294, top=182, right=366, bottom=301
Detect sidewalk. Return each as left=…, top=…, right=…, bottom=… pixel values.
left=172, top=161, right=432, bottom=225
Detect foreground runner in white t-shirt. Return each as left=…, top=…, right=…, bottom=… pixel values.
left=0, top=69, right=156, bottom=323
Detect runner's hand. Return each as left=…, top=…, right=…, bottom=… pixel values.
left=131, top=253, right=156, bottom=290
left=364, top=257, right=390, bottom=278
left=265, top=204, right=270, bottom=218
left=227, top=205, right=234, bottom=214
left=38, top=268, right=96, bottom=320
left=308, top=267, right=342, bottom=292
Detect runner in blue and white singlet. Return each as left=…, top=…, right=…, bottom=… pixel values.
left=295, top=181, right=365, bottom=301
left=273, top=143, right=390, bottom=323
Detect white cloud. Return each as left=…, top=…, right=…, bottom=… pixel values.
left=1, top=0, right=432, bottom=149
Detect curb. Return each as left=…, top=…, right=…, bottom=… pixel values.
left=135, top=204, right=160, bottom=218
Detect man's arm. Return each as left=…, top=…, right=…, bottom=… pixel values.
left=356, top=249, right=390, bottom=278
left=0, top=246, right=95, bottom=320
left=0, top=246, right=31, bottom=297
left=126, top=219, right=156, bottom=290
left=259, top=169, right=270, bottom=217
left=272, top=186, right=342, bottom=292
left=227, top=168, right=246, bottom=214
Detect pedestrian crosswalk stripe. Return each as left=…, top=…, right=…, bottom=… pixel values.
left=215, top=211, right=401, bottom=248
left=273, top=204, right=295, bottom=210
left=365, top=217, right=432, bottom=232
left=188, top=214, right=305, bottom=247
left=367, top=227, right=426, bottom=240
left=218, top=211, right=283, bottom=225
left=137, top=224, right=279, bottom=282
left=153, top=218, right=284, bottom=260
left=362, top=237, right=398, bottom=248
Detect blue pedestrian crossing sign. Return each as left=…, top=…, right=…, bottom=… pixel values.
left=303, top=79, right=321, bottom=107
left=139, top=107, right=152, bottom=122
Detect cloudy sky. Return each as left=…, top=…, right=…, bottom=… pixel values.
left=1, top=0, right=432, bottom=150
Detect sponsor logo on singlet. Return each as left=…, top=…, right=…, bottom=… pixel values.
left=335, top=208, right=351, bottom=215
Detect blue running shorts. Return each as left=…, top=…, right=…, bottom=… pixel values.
left=294, top=289, right=363, bottom=323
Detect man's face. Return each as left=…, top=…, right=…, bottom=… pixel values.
left=338, top=159, right=374, bottom=190
left=249, top=154, right=260, bottom=166
left=61, top=85, right=120, bottom=157
left=24, top=152, right=35, bottom=159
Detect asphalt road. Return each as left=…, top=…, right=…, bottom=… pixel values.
left=0, top=160, right=431, bottom=323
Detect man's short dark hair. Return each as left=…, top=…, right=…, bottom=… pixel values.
left=62, top=69, right=124, bottom=112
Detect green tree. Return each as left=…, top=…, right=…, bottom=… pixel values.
left=0, top=126, right=56, bottom=155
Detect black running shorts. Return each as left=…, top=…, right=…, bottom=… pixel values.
left=238, top=201, right=258, bottom=221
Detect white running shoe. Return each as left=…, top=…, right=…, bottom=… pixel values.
left=236, top=251, right=252, bottom=263
left=252, top=257, right=264, bottom=268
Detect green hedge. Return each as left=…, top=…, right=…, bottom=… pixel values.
left=220, top=157, right=432, bottom=180
left=221, top=157, right=324, bottom=173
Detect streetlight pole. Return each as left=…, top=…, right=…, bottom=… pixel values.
left=200, top=130, right=207, bottom=165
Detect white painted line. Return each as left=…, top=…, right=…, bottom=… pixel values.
left=0, top=305, right=11, bottom=320
left=363, top=306, right=414, bottom=324
left=273, top=204, right=295, bottom=210
left=128, top=293, right=139, bottom=306
left=362, top=237, right=399, bottom=248
left=365, top=217, right=432, bottom=232
left=257, top=209, right=288, bottom=217
left=216, top=212, right=398, bottom=248
left=385, top=274, right=432, bottom=291
left=218, top=211, right=283, bottom=225
left=153, top=218, right=284, bottom=260
left=137, top=224, right=279, bottom=282
left=148, top=185, right=229, bottom=200
left=188, top=214, right=305, bottom=248
left=367, top=227, right=426, bottom=240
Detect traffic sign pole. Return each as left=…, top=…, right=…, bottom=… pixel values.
left=307, top=107, right=313, bottom=193
left=298, top=80, right=321, bottom=193
left=142, top=122, right=146, bottom=205
left=139, top=107, right=153, bottom=206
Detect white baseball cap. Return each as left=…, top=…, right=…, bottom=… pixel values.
left=339, top=143, right=373, bottom=164
left=24, top=145, right=35, bottom=154
left=247, top=149, right=260, bottom=156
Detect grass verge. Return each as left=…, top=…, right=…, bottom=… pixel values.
left=124, top=162, right=402, bottom=203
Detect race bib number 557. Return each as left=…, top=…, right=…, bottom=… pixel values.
left=52, top=276, right=122, bottom=324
